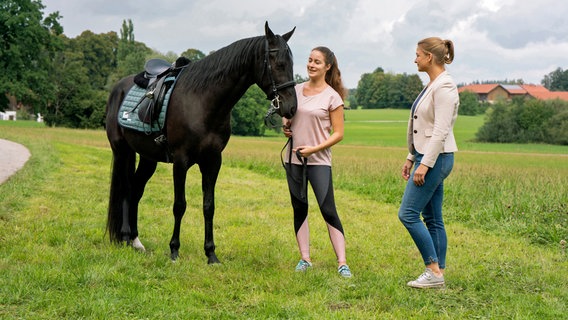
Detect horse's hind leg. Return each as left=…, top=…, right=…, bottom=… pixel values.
left=129, top=157, right=157, bottom=251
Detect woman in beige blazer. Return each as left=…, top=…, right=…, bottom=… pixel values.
left=398, top=37, right=459, bottom=289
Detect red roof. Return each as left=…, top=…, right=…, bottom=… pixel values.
left=458, top=84, right=499, bottom=94
left=521, top=84, right=568, bottom=101
left=459, top=83, right=568, bottom=102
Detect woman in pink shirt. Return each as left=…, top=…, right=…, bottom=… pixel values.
left=282, top=46, right=351, bottom=278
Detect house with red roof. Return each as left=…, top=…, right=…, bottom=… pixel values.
left=458, top=84, right=568, bottom=103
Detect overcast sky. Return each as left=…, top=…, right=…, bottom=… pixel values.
left=41, top=0, right=568, bottom=88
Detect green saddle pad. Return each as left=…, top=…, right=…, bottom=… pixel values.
left=118, top=77, right=174, bottom=133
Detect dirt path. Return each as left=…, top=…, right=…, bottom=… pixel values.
left=0, top=139, right=31, bottom=184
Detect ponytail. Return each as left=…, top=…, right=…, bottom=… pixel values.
left=418, top=37, right=455, bottom=65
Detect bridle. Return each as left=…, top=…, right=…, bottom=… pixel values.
left=262, top=39, right=296, bottom=127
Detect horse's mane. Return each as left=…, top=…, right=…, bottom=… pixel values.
left=181, top=36, right=266, bottom=91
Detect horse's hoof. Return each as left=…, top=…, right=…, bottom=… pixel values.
left=131, top=237, right=146, bottom=252
left=207, top=255, right=220, bottom=265
left=170, top=251, right=179, bottom=261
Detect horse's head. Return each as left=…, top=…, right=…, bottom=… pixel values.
left=260, top=22, right=297, bottom=120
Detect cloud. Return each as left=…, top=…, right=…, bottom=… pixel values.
left=41, top=0, right=568, bottom=88
left=475, top=0, right=568, bottom=49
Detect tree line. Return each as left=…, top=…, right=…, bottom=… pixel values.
left=2, top=0, right=567, bottom=143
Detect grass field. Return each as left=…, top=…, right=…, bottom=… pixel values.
left=1, top=110, right=567, bottom=319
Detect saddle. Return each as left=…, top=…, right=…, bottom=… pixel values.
left=133, top=57, right=190, bottom=124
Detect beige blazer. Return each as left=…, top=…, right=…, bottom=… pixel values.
left=406, top=71, right=459, bottom=168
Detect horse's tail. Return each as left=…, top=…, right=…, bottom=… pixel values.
left=105, top=76, right=135, bottom=243
left=106, top=149, right=135, bottom=243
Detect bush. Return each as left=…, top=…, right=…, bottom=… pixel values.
left=476, top=98, right=568, bottom=145
left=459, top=90, right=487, bottom=115
left=546, top=109, right=568, bottom=145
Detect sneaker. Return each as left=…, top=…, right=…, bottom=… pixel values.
left=338, top=264, right=352, bottom=278
left=295, top=259, right=312, bottom=272
left=407, top=268, right=444, bottom=288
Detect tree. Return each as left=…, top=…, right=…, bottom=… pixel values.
left=475, top=102, right=518, bottom=143
left=355, top=69, right=383, bottom=109
left=113, top=19, right=151, bottom=81
left=458, top=91, right=482, bottom=115
left=180, top=48, right=206, bottom=61
left=45, top=31, right=118, bottom=128
left=542, top=67, right=568, bottom=91
left=0, top=0, right=61, bottom=112
left=546, top=109, right=568, bottom=145
left=355, top=68, right=422, bottom=109
left=71, top=30, right=118, bottom=90
left=231, top=85, right=269, bottom=136
left=399, top=73, right=423, bottom=109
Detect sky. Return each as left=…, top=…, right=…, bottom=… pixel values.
left=41, top=0, right=568, bottom=89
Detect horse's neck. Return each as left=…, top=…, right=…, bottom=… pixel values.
left=196, top=53, right=260, bottom=98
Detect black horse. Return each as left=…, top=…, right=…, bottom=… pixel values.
left=105, top=22, right=296, bottom=263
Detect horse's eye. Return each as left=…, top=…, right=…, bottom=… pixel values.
left=276, top=62, right=287, bottom=71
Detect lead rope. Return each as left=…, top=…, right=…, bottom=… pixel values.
left=296, top=149, right=308, bottom=201
left=281, top=137, right=308, bottom=201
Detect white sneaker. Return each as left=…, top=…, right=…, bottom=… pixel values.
left=407, top=268, right=444, bottom=288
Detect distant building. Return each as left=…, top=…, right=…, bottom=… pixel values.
left=458, top=84, right=568, bottom=103
left=0, top=111, right=17, bottom=121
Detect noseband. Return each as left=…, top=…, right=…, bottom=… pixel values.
left=263, top=39, right=295, bottom=127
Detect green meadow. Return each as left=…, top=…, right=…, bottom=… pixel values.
left=1, top=109, right=567, bottom=319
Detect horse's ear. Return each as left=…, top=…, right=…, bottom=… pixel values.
left=282, top=27, right=296, bottom=42
left=265, top=21, right=275, bottom=39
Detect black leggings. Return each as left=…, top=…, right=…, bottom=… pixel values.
left=286, top=164, right=344, bottom=235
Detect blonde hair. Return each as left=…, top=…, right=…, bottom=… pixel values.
left=312, top=46, right=347, bottom=100
left=418, top=37, right=455, bottom=65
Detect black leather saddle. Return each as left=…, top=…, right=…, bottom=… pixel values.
left=133, top=57, right=190, bottom=125
left=144, top=59, right=173, bottom=86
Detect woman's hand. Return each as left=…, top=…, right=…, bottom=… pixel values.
left=413, top=164, right=429, bottom=186
left=401, top=159, right=414, bottom=181
left=282, top=120, right=292, bottom=138
left=293, top=146, right=315, bottom=158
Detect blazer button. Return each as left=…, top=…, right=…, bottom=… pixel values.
left=413, top=130, right=418, bottom=134
left=414, top=115, right=418, bottom=119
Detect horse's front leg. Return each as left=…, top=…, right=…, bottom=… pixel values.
left=170, top=160, right=189, bottom=261
left=200, top=153, right=222, bottom=264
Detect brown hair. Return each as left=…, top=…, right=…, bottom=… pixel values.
left=312, top=46, right=347, bottom=100
left=417, top=37, right=455, bottom=65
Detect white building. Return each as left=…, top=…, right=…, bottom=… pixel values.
left=0, top=111, right=17, bottom=121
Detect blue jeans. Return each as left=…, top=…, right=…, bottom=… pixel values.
left=398, top=153, right=454, bottom=269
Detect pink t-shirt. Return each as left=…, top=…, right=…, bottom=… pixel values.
left=286, top=82, right=344, bottom=166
